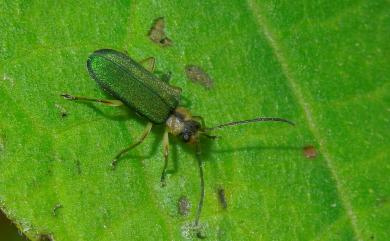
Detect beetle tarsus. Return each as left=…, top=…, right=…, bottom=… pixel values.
left=193, top=143, right=205, bottom=235
left=111, top=159, right=118, bottom=170
left=203, top=133, right=219, bottom=139
left=196, top=231, right=206, bottom=239
left=160, top=173, right=167, bottom=187
left=61, top=93, right=75, bottom=100
left=160, top=129, right=169, bottom=187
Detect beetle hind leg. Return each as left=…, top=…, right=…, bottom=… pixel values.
left=61, top=93, right=123, bottom=107
left=111, top=122, right=153, bottom=169
left=140, top=57, right=172, bottom=83
left=160, top=128, right=170, bottom=186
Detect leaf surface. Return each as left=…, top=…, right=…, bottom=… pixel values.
left=0, top=0, right=389, bottom=240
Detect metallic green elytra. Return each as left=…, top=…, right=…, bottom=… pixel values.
left=87, top=49, right=181, bottom=123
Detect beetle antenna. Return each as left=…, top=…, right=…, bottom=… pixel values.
left=204, top=117, right=294, bottom=131
left=194, top=142, right=205, bottom=237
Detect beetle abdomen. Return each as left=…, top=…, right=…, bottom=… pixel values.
left=87, top=49, right=181, bottom=124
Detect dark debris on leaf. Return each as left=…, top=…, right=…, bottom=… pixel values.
left=52, top=204, right=63, bottom=216
left=217, top=187, right=227, bottom=209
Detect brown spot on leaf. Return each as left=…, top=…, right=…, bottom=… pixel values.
left=303, top=145, right=317, bottom=159
left=185, top=65, right=213, bottom=89
left=148, top=17, right=172, bottom=47
left=178, top=196, right=190, bottom=216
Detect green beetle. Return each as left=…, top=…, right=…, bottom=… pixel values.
left=62, top=49, right=294, bottom=234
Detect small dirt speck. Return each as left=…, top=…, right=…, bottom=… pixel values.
left=303, top=145, right=317, bottom=159
left=75, top=159, right=82, bottom=175
left=185, top=65, right=213, bottom=89
left=217, top=188, right=227, bottom=209
left=52, top=204, right=63, bottom=216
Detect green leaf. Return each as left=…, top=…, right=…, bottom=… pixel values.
left=1, top=0, right=388, bottom=240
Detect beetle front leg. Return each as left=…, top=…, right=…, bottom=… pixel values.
left=192, top=115, right=206, bottom=127
left=61, top=93, right=124, bottom=107
left=160, top=128, right=169, bottom=186
left=111, top=122, right=153, bottom=169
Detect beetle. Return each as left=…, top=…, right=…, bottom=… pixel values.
left=61, top=49, right=294, bottom=234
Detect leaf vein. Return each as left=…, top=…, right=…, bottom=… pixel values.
left=246, top=1, right=363, bottom=240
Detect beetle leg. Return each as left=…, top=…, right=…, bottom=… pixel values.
left=139, top=57, right=156, bottom=72
left=192, top=115, right=206, bottom=127
left=161, top=71, right=171, bottom=83
left=202, top=133, right=219, bottom=139
left=193, top=115, right=220, bottom=139
left=61, top=93, right=123, bottom=107
left=160, top=128, right=169, bottom=186
left=152, top=70, right=172, bottom=83
left=140, top=56, right=175, bottom=85
left=192, top=116, right=221, bottom=139
left=111, top=122, right=153, bottom=169
left=194, top=142, right=205, bottom=237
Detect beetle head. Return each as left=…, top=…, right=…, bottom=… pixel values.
left=166, top=107, right=202, bottom=144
